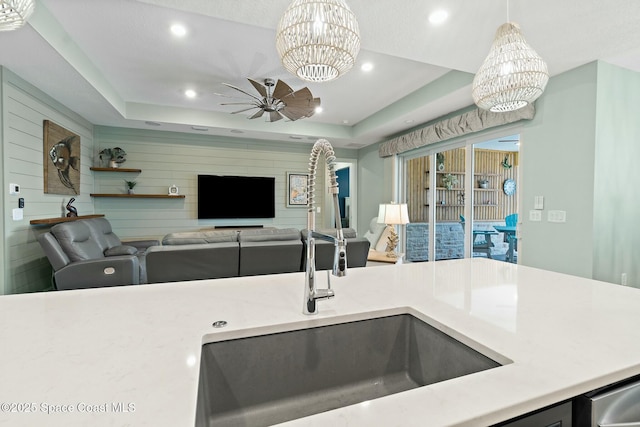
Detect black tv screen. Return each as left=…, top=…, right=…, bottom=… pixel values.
left=198, top=175, right=275, bottom=219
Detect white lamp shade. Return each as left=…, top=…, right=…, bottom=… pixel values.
left=377, top=203, right=409, bottom=225
left=0, top=0, right=35, bottom=31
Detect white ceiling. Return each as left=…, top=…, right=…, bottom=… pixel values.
left=3, top=0, right=640, bottom=148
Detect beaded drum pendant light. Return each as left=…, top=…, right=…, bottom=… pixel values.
left=0, top=0, right=35, bottom=31
left=276, top=0, right=360, bottom=83
left=472, top=2, right=549, bottom=112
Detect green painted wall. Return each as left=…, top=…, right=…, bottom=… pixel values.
left=355, top=142, right=388, bottom=236
left=592, top=62, right=640, bottom=286
left=519, top=62, right=598, bottom=278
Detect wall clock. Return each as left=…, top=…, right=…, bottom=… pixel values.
left=503, top=179, right=516, bottom=196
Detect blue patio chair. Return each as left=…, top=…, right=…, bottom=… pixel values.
left=503, top=213, right=518, bottom=257
left=460, top=216, right=493, bottom=258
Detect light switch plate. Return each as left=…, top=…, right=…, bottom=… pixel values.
left=534, top=196, right=544, bottom=210
left=9, top=183, right=20, bottom=195
left=529, top=210, right=542, bottom=222
left=548, top=210, right=566, bottom=223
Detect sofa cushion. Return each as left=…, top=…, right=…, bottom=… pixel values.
left=162, top=230, right=238, bottom=245
left=238, top=228, right=301, bottom=242
left=363, top=217, right=386, bottom=247
left=145, top=242, right=240, bottom=283
left=84, top=218, right=122, bottom=252
left=50, top=221, right=105, bottom=262
left=104, top=245, right=138, bottom=257
left=239, top=240, right=303, bottom=276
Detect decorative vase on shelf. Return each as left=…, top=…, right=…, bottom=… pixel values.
left=125, top=180, right=137, bottom=194
left=478, top=179, right=489, bottom=189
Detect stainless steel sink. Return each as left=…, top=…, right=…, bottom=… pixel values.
left=195, top=313, right=503, bottom=426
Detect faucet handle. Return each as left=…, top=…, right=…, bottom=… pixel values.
left=333, top=240, right=347, bottom=277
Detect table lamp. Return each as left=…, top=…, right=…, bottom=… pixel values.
left=377, top=203, right=410, bottom=258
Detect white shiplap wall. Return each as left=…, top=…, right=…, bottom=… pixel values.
left=94, top=127, right=357, bottom=241
left=1, top=68, right=94, bottom=294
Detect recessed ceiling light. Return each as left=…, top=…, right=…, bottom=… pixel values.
left=145, top=121, right=161, bottom=126
left=343, top=119, right=350, bottom=124
left=315, top=106, right=323, bottom=114
left=170, top=24, right=187, bottom=37
left=428, top=10, right=448, bottom=25
left=185, top=89, right=196, bottom=98
left=361, top=62, right=374, bottom=72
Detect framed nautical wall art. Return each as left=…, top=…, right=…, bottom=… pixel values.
left=43, top=120, right=80, bottom=195
left=286, top=172, right=308, bottom=207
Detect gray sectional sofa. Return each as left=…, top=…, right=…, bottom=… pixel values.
left=38, top=219, right=370, bottom=290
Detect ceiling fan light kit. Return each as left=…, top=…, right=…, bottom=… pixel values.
left=472, top=21, right=549, bottom=112
left=0, top=0, right=35, bottom=31
left=276, top=0, right=360, bottom=83
left=220, top=78, right=320, bottom=122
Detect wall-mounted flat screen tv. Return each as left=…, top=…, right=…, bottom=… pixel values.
left=198, top=175, right=275, bottom=219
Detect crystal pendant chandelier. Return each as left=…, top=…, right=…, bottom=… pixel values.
left=276, top=0, right=360, bottom=83
left=0, top=0, right=35, bottom=31
left=472, top=16, right=549, bottom=112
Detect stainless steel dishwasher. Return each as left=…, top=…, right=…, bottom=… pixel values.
left=575, top=378, right=640, bottom=426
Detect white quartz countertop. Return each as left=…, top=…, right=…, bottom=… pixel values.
left=2, top=259, right=640, bottom=426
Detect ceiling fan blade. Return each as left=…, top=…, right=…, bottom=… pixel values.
left=272, top=80, right=294, bottom=100
left=268, top=111, right=283, bottom=122
left=221, top=83, right=263, bottom=102
left=231, top=107, right=260, bottom=114
left=249, top=109, right=265, bottom=119
left=247, top=78, right=268, bottom=98
left=282, top=93, right=319, bottom=119
left=220, top=102, right=260, bottom=106
left=279, top=108, right=304, bottom=121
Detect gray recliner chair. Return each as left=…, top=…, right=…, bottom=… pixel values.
left=37, top=218, right=158, bottom=290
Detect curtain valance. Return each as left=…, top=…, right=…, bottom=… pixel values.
left=379, top=104, right=535, bottom=158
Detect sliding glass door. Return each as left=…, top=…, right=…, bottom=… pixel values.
left=401, top=132, right=520, bottom=263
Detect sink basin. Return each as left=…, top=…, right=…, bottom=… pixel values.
left=195, top=313, right=503, bottom=426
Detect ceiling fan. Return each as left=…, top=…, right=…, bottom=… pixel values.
left=217, top=78, right=320, bottom=122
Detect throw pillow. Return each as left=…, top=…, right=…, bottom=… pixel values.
left=375, top=226, right=393, bottom=252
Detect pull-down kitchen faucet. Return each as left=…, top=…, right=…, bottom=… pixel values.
left=303, top=139, right=347, bottom=315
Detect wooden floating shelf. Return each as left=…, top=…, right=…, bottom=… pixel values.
left=90, top=194, right=185, bottom=199
left=90, top=167, right=142, bottom=173
left=30, top=214, right=105, bottom=225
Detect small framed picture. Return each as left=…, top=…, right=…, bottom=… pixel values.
left=286, top=172, right=308, bottom=207
left=168, top=184, right=179, bottom=195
